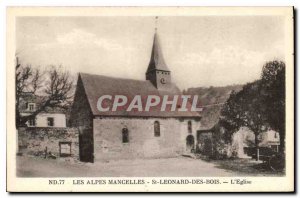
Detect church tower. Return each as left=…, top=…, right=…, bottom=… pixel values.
left=146, top=32, right=171, bottom=90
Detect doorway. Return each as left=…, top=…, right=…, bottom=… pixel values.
left=186, top=135, right=195, bottom=152
left=79, top=128, right=94, bottom=163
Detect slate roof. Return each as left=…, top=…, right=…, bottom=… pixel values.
left=79, top=73, right=201, bottom=118
left=198, top=105, right=223, bottom=130
left=146, top=33, right=170, bottom=73
left=186, top=85, right=243, bottom=130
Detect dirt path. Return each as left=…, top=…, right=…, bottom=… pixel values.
left=17, top=156, right=239, bottom=177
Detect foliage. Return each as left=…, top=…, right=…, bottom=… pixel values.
left=220, top=81, right=267, bottom=160
left=211, top=125, right=232, bottom=159
left=260, top=60, right=285, bottom=152
left=219, top=60, right=286, bottom=159
left=219, top=91, right=242, bottom=143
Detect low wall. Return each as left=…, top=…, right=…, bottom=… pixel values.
left=18, top=127, right=79, bottom=159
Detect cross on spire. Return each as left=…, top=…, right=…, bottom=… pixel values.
left=146, top=19, right=170, bottom=74
left=146, top=16, right=171, bottom=89
left=155, top=16, right=158, bottom=33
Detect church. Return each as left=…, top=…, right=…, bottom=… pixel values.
left=71, top=33, right=202, bottom=163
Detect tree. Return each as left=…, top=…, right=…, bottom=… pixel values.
left=221, top=81, right=267, bottom=160
left=220, top=60, right=286, bottom=161
left=15, top=57, right=42, bottom=127
left=219, top=91, right=242, bottom=141
left=260, top=60, right=285, bottom=153
left=15, top=57, right=74, bottom=128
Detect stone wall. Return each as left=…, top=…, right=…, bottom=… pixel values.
left=70, top=75, right=93, bottom=129
left=18, top=127, right=79, bottom=159
left=93, top=117, right=200, bottom=161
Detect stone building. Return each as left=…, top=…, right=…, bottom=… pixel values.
left=70, top=33, right=202, bottom=162
left=186, top=87, right=280, bottom=159
left=232, top=128, right=280, bottom=158
left=18, top=93, right=77, bottom=158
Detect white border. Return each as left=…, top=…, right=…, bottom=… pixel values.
left=1, top=0, right=298, bottom=197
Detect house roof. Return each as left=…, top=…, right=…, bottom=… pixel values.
left=199, top=105, right=223, bottom=130
left=186, top=85, right=243, bottom=130
left=79, top=73, right=201, bottom=118
left=19, top=93, right=66, bottom=114
left=146, top=33, right=170, bottom=73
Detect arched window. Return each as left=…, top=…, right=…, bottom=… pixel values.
left=154, top=121, right=160, bottom=137
left=188, top=121, right=192, bottom=133
left=122, top=128, right=129, bottom=143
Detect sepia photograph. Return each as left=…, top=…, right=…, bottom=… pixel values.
left=6, top=7, right=294, bottom=192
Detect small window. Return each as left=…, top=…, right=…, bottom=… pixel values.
left=274, top=132, right=278, bottom=138
left=28, top=118, right=35, bottom=126
left=47, top=117, right=54, bottom=127
left=27, top=103, right=35, bottom=111
left=122, top=128, right=129, bottom=143
left=154, top=121, right=160, bottom=137
left=188, top=121, right=192, bottom=133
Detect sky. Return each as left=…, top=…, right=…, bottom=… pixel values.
left=16, top=16, right=285, bottom=90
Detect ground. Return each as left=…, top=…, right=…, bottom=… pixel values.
left=16, top=156, right=283, bottom=177
left=204, top=158, right=285, bottom=176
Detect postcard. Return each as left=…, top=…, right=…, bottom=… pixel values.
left=6, top=7, right=294, bottom=192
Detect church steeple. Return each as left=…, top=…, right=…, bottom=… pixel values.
left=146, top=17, right=171, bottom=90
left=146, top=33, right=170, bottom=73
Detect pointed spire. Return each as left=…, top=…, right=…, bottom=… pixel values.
left=146, top=17, right=171, bottom=88
left=146, top=32, right=170, bottom=73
